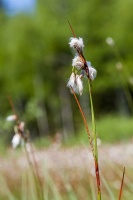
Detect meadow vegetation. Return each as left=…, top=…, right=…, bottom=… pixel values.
left=0, top=0, right=133, bottom=199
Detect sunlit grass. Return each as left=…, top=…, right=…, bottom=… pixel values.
left=1, top=114, right=132, bottom=150
left=97, top=115, right=133, bottom=143
left=64, top=115, right=133, bottom=146
left=0, top=114, right=133, bottom=200
left=0, top=146, right=133, bottom=200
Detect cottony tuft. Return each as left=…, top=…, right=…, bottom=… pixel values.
left=69, top=37, right=84, bottom=52
left=67, top=72, right=83, bottom=95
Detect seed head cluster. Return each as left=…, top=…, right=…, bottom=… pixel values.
left=67, top=37, right=97, bottom=95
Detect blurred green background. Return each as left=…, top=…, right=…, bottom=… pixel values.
left=0, top=0, right=133, bottom=146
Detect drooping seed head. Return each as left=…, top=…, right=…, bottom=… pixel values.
left=87, top=61, right=97, bottom=81
left=11, top=133, right=21, bottom=149
left=6, top=115, right=17, bottom=121
left=67, top=72, right=83, bottom=95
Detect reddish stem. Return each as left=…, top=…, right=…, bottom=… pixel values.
left=68, top=21, right=76, bottom=37
left=118, top=167, right=125, bottom=200
left=7, top=95, right=20, bottom=123
left=95, top=159, right=101, bottom=195
left=71, top=86, right=94, bottom=156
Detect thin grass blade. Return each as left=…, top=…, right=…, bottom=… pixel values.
left=118, top=167, right=125, bottom=200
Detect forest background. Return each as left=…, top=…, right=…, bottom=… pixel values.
left=0, top=0, right=133, bottom=147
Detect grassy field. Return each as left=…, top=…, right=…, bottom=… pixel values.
left=0, top=143, right=133, bottom=200
left=0, top=115, right=133, bottom=200
left=64, top=115, right=133, bottom=146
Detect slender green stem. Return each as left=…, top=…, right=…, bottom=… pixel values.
left=88, top=80, right=97, bottom=159
left=88, top=80, right=101, bottom=200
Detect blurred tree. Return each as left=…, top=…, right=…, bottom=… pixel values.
left=0, top=0, right=133, bottom=143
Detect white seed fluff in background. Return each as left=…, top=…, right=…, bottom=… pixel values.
left=12, top=133, right=21, bottom=149
left=105, top=37, right=115, bottom=47
left=87, top=61, right=97, bottom=81
left=19, top=121, right=25, bottom=132
left=69, top=37, right=84, bottom=51
left=6, top=115, right=17, bottom=121
left=67, top=72, right=83, bottom=95
left=72, top=55, right=84, bottom=69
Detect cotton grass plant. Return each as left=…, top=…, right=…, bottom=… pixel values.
left=6, top=96, right=44, bottom=200
left=67, top=21, right=101, bottom=200
left=67, top=22, right=125, bottom=200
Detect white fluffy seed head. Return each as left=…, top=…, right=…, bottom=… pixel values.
left=89, top=67, right=97, bottom=80
left=87, top=62, right=97, bottom=80
left=11, top=133, right=21, bottom=149
left=69, top=37, right=84, bottom=52
left=76, top=75, right=83, bottom=95
left=67, top=72, right=75, bottom=88
left=72, top=55, right=84, bottom=69
left=6, top=115, right=17, bottom=121
left=67, top=73, right=83, bottom=95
